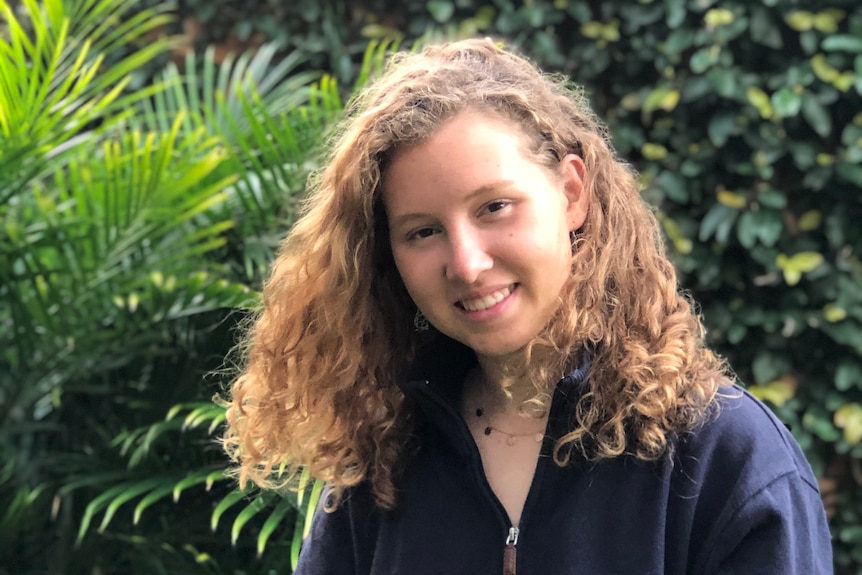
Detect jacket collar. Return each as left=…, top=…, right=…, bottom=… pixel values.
left=398, top=335, right=476, bottom=404
left=397, top=335, right=591, bottom=457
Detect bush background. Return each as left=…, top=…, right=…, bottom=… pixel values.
left=2, top=0, right=861, bottom=573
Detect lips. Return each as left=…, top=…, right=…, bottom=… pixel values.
left=458, top=285, right=514, bottom=312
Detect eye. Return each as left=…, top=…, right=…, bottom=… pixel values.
left=407, top=227, right=437, bottom=241
left=484, top=200, right=509, bottom=214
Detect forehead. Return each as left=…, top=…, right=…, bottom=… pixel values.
left=380, top=111, right=538, bottom=208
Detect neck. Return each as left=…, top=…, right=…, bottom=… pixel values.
left=471, top=350, right=552, bottom=418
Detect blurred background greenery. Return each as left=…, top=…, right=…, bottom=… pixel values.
left=1, top=0, right=860, bottom=573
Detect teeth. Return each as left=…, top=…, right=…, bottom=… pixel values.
left=460, top=286, right=512, bottom=312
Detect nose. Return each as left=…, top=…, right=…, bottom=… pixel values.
left=444, top=227, right=493, bottom=283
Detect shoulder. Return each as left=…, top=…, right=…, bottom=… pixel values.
left=679, top=384, right=818, bottom=493
left=295, top=484, right=380, bottom=575
left=675, top=385, right=832, bottom=574
left=672, top=384, right=823, bottom=540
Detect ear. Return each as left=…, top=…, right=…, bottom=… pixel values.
left=560, top=153, right=589, bottom=232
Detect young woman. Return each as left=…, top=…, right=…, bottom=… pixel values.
left=223, top=39, right=832, bottom=574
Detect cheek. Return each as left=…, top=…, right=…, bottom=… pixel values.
left=391, top=248, right=409, bottom=281
left=539, top=232, right=574, bottom=290
left=391, top=250, right=426, bottom=299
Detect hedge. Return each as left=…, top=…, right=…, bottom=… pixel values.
left=168, top=0, right=862, bottom=570
left=3, top=0, right=860, bottom=573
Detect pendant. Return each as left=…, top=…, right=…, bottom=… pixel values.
left=506, top=435, right=517, bottom=446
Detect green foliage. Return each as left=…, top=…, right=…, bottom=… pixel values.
left=187, top=0, right=861, bottom=572
left=73, top=402, right=319, bottom=567
left=0, top=0, right=396, bottom=569
left=0, top=0, right=340, bottom=572
left=4, top=0, right=861, bottom=573
left=170, top=0, right=413, bottom=85
left=464, top=0, right=859, bottom=570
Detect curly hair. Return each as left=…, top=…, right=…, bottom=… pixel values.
left=222, top=38, right=729, bottom=510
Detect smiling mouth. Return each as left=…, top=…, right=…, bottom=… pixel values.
left=457, top=285, right=515, bottom=312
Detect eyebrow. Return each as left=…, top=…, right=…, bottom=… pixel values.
left=387, top=179, right=515, bottom=229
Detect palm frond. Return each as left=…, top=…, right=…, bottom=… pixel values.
left=134, top=42, right=318, bottom=141
left=258, top=495, right=295, bottom=558
left=2, top=25, right=406, bottom=569
left=3, top=114, right=238, bottom=391
left=69, top=396, right=325, bottom=559
left=353, top=38, right=399, bottom=94
left=0, top=0, right=174, bottom=204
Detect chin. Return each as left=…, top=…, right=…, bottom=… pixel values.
left=464, top=338, right=530, bottom=360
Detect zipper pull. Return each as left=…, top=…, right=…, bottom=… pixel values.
left=503, top=526, right=519, bottom=575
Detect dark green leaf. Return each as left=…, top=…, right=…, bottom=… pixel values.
left=664, top=0, right=687, bottom=29
left=727, top=324, right=747, bottom=344
left=753, top=209, right=783, bottom=247
left=801, top=92, right=832, bottom=137
left=803, top=409, right=841, bottom=442
left=757, top=189, right=787, bottom=210
left=566, top=1, right=591, bottom=23
left=664, top=28, right=694, bottom=55
left=236, top=21, right=253, bottom=42
left=821, top=321, right=862, bottom=355
left=690, top=47, right=718, bottom=74
left=427, top=0, right=455, bottom=23
left=706, top=67, right=738, bottom=99
left=837, top=162, right=862, bottom=187
left=822, top=35, right=862, bottom=53
left=752, top=352, right=791, bottom=385
left=707, top=112, right=736, bottom=147
left=835, top=360, right=862, bottom=392
left=800, top=30, right=819, bottom=55
left=656, top=170, right=688, bottom=203
left=750, top=8, right=783, bottom=49
left=839, top=526, right=862, bottom=544
left=737, top=210, right=758, bottom=249
left=841, top=124, right=862, bottom=148
left=522, top=5, right=546, bottom=28
left=699, top=203, right=738, bottom=243
left=771, top=87, right=802, bottom=117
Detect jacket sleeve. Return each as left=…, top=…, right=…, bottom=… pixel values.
left=293, top=487, right=376, bottom=575
left=706, top=471, right=833, bottom=575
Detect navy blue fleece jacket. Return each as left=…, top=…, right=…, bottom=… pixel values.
left=295, top=339, right=833, bottom=574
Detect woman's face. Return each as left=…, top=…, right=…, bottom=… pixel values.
left=382, top=111, right=589, bottom=361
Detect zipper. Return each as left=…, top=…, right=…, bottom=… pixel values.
left=503, top=526, right=519, bottom=575
left=415, top=379, right=548, bottom=575
left=416, top=380, right=514, bottom=524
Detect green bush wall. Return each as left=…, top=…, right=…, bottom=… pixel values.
left=173, top=0, right=862, bottom=570
left=3, top=0, right=860, bottom=573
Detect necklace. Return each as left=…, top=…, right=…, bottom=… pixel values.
left=474, top=407, right=545, bottom=446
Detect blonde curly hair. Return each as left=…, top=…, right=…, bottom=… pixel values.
left=222, top=38, right=728, bottom=510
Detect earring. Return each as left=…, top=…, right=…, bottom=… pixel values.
left=414, top=310, right=430, bottom=331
